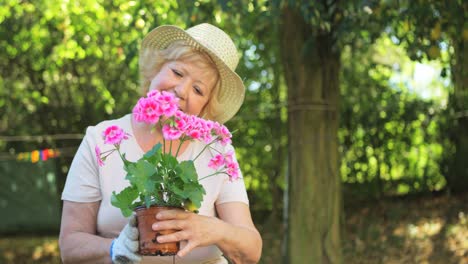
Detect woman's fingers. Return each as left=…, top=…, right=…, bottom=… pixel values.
left=152, top=219, right=187, bottom=231
left=157, top=230, right=189, bottom=243
left=151, top=213, right=218, bottom=257
left=177, top=241, right=198, bottom=257
left=156, top=209, right=191, bottom=220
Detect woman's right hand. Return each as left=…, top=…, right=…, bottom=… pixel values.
left=111, top=214, right=142, bottom=264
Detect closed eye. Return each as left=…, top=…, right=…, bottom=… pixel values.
left=194, top=86, right=203, bottom=96
left=172, top=69, right=183, bottom=77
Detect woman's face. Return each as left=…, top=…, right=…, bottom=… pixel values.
left=148, top=60, right=217, bottom=117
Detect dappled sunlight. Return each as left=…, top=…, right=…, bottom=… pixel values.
left=32, top=240, right=59, bottom=261
left=386, top=218, right=444, bottom=262
left=342, top=193, right=468, bottom=264
left=0, top=237, right=60, bottom=264
left=258, top=193, right=468, bottom=263
left=392, top=218, right=444, bottom=239
left=446, top=212, right=468, bottom=260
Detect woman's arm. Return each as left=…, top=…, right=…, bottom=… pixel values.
left=154, top=202, right=262, bottom=264
left=213, top=202, right=262, bottom=263
left=59, top=201, right=113, bottom=264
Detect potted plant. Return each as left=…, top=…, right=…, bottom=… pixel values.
left=95, top=90, right=239, bottom=256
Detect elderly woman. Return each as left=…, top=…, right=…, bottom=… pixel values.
left=58, top=23, right=262, bottom=264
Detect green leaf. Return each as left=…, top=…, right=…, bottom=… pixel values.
left=177, top=160, right=198, bottom=182
left=121, top=153, right=131, bottom=166
left=183, top=182, right=206, bottom=209
left=144, top=195, right=152, bottom=208
left=144, top=143, right=162, bottom=161
left=169, top=184, right=186, bottom=198
left=126, top=159, right=158, bottom=194
left=162, top=153, right=178, bottom=169
left=111, top=186, right=139, bottom=217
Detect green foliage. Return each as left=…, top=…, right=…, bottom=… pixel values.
left=381, top=0, right=468, bottom=192
left=340, top=34, right=447, bottom=197
left=125, top=159, right=158, bottom=195
left=111, top=143, right=205, bottom=217
left=0, top=0, right=291, bottom=219
left=0, top=0, right=187, bottom=194
left=111, top=186, right=139, bottom=217
left=1, top=0, right=462, bottom=224
left=182, top=0, right=290, bottom=215
left=381, top=0, right=467, bottom=61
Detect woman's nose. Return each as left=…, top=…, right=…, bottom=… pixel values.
left=174, top=80, right=190, bottom=100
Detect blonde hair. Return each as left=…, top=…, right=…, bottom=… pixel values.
left=139, top=41, right=222, bottom=121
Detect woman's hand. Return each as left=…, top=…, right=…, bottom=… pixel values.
left=151, top=209, right=224, bottom=257
left=152, top=203, right=262, bottom=263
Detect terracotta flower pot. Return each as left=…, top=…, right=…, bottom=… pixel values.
left=134, top=205, right=180, bottom=256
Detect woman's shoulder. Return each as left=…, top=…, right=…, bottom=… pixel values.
left=93, top=114, right=131, bottom=129
left=86, top=114, right=132, bottom=134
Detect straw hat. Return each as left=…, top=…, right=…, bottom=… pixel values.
left=140, top=23, right=245, bottom=124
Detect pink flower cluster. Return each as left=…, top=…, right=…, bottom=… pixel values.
left=95, top=90, right=240, bottom=181
left=95, top=126, right=130, bottom=167
left=134, top=90, right=232, bottom=146
left=208, top=151, right=240, bottom=181
left=162, top=112, right=232, bottom=146
left=133, top=90, right=179, bottom=124
left=102, top=125, right=129, bottom=145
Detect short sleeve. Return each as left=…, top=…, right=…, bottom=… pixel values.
left=61, top=126, right=102, bottom=202
left=215, top=144, right=249, bottom=206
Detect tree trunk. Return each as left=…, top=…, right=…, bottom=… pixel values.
left=280, top=6, right=342, bottom=264
left=447, top=37, right=468, bottom=193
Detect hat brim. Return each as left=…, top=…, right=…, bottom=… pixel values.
left=140, top=25, right=245, bottom=124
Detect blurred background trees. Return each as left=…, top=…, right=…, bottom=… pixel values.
left=1, top=0, right=467, bottom=263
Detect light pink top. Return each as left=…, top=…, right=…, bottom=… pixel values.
left=61, top=114, right=248, bottom=264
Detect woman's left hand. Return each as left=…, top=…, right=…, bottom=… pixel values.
left=152, top=209, right=224, bottom=257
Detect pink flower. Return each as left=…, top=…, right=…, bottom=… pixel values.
left=102, top=125, right=129, bottom=145
left=188, top=129, right=202, bottom=140
left=200, top=120, right=214, bottom=143
left=162, top=124, right=183, bottom=140
left=95, top=146, right=105, bottom=167
left=213, top=123, right=232, bottom=145
left=133, top=97, right=160, bottom=124
left=175, top=118, right=188, bottom=133
left=146, top=89, right=160, bottom=98
left=208, top=154, right=225, bottom=169
left=174, top=111, right=190, bottom=133
left=156, top=91, right=179, bottom=117
left=226, top=161, right=240, bottom=181
left=186, top=118, right=204, bottom=140
left=224, top=150, right=234, bottom=164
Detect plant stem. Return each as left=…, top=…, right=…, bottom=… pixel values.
left=116, top=148, right=126, bottom=163
left=208, top=145, right=223, bottom=154
left=102, top=149, right=116, bottom=159
left=175, top=138, right=186, bottom=158
left=193, top=139, right=218, bottom=161
left=198, top=171, right=225, bottom=181
left=169, top=140, right=172, bottom=156
left=159, top=122, right=166, bottom=154
left=101, top=149, right=115, bottom=154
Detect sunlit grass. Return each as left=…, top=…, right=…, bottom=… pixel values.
left=342, top=193, right=468, bottom=264
left=259, top=192, right=468, bottom=263
left=0, top=236, right=60, bottom=264
left=446, top=212, right=468, bottom=259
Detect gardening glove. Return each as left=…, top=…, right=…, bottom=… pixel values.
left=111, top=214, right=142, bottom=264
